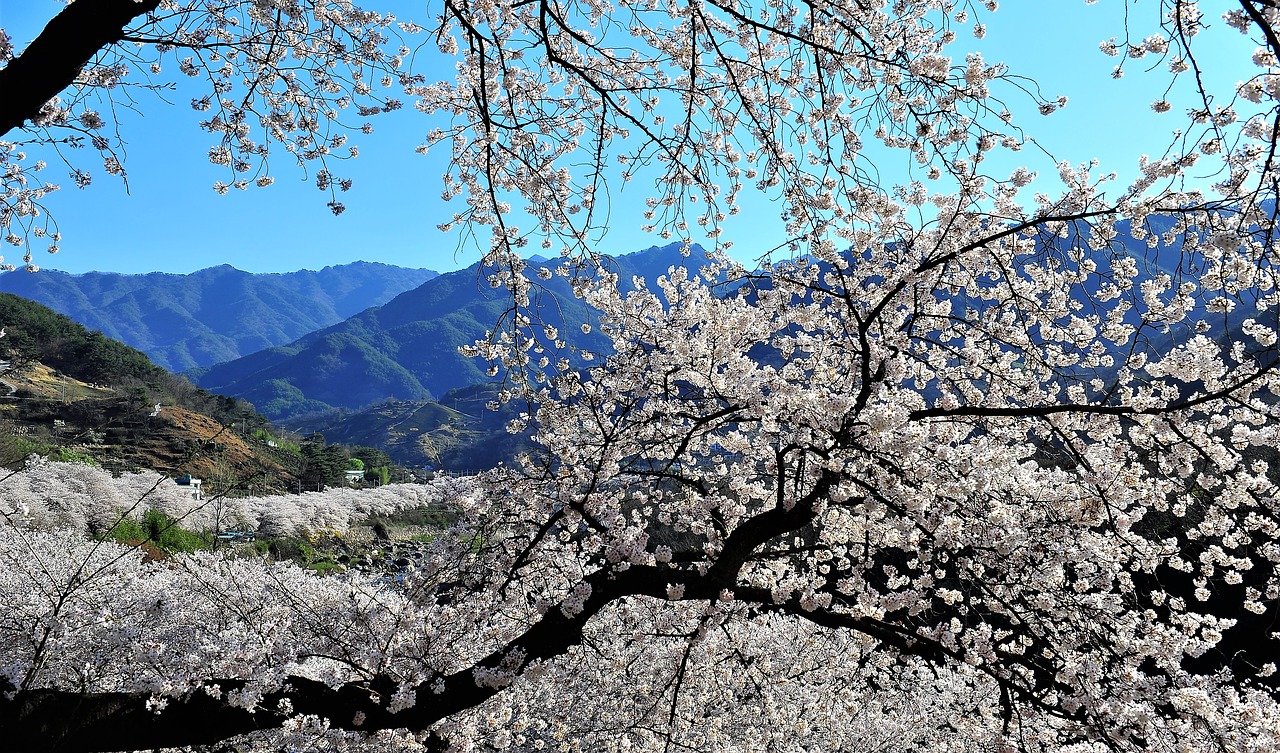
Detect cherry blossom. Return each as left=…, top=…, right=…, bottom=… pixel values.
left=1, top=1, right=1280, bottom=752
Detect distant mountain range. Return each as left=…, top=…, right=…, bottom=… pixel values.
left=0, top=293, right=522, bottom=485
left=190, top=243, right=700, bottom=422
left=0, top=262, right=438, bottom=371
left=0, top=224, right=1246, bottom=474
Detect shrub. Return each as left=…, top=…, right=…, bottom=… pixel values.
left=105, top=509, right=210, bottom=554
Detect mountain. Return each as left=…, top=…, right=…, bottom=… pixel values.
left=0, top=293, right=299, bottom=491
left=192, top=243, right=699, bottom=422
left=0, top=262, right=438, bottom=371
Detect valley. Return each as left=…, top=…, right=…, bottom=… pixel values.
left=0, top=243, right=706, bottom=486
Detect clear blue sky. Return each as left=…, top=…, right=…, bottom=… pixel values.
left=1, top=1, right=1257, bottom=275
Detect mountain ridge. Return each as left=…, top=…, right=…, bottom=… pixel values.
left=0, top=261, right=439, bottom=371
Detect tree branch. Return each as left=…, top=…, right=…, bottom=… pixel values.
left=0, top=0, right=161, bottom=137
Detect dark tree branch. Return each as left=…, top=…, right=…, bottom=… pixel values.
left=0, top=0, right=161, bottom=137
left=0, top=459, right=844, bottom=753
left=907, top=357, right=1279, bottom=422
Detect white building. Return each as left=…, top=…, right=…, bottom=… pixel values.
left=174, top=475, right=203, bottom=501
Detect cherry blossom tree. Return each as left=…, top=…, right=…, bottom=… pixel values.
left=2, top=1, right=1280, bottom=752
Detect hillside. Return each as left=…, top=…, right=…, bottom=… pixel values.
left=0, top=261, right=438, bottom=371
left=0, top=294, right=299, bottom=491
left=292, top=384, right=536, bottom=472
left=193, top=243, right=699, bottom=421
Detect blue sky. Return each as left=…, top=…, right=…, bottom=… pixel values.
left=1, top=1, right=1258, bottom=275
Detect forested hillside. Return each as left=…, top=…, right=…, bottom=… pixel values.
left=0, top=294, right=295, bottom=488
left=292, top=384, right=535, bottom=471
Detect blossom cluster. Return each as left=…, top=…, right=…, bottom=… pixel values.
left=3, top=0, right=418, bottom=252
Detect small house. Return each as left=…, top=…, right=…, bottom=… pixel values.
left=174, top=474, right=203, bottom=501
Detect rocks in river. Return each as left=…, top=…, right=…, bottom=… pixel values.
left=317, top=526, right=440, bottom=583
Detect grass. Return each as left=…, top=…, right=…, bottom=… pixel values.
left=98, top=505, right=459, bottom=576
left=375, top=504, right=459, bottom=529
left=305, top=560, right=344, bottom=575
